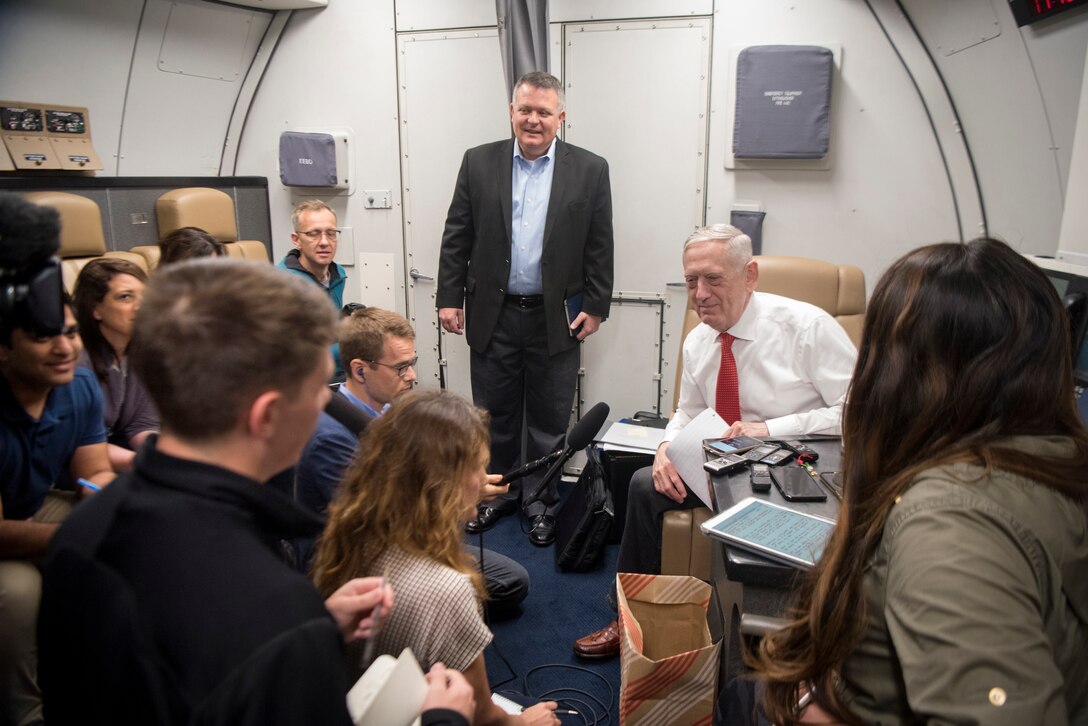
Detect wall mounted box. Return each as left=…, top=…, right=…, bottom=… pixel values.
left=279, top=130, right=349, bottom=188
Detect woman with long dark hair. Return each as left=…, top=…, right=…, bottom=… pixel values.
left=312, top=389, right=558, bottom=726
left=747, top=238, right=1088, bottom=724
left=73, top=257, right=157, bottom=470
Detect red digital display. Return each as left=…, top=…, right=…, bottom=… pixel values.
left=1032, top=0, right=1081, bottom=15
left=1011, top=0, right=1088, bottom=25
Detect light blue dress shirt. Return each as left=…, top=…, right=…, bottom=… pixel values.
left=508, top=138, right=557, bottom=295
left=338, top=383, right=388, bottom=419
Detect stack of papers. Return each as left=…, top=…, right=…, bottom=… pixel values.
left=598, top=421, right=666, bottom=453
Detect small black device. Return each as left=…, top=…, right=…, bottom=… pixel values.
left=820, top=471, right=843, bottom=499
left=706, top=435, right=763, bottom=456
left=743, top=444, right=780, bottom=462
left=770, top=466, right=827, bottom=502
left=750, top=463, right=772, bottom=493
left=782, top=440, right=819, bottom=462
left=761, top=448, right=793, bottom=466
left=704, top=454, right=748, bottom=475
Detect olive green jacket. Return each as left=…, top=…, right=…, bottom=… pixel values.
left=842, top=436, right=1088, bottom=725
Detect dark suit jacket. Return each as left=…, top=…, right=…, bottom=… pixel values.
left=436, top=138, right=614, bottom=356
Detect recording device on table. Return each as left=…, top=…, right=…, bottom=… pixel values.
left=0, top=193, right=65, bottom=336
left=703, top=436, right=793, bottom=476
left=705, top=435, right=763, bottom=456
left=703, top=453, right=748, bottom=475
left=776, top=439, right=819, bottom=462
left=770, top=465, right=827, bottom=502
left=749, top=463, right=772, bottom=493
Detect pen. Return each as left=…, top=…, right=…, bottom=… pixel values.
left=555, top=710, right=579, bottom=715
left=77, top=478, right=101, bottom=492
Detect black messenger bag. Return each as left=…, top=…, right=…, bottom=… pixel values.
left=554, top=445, right=614, bottom=572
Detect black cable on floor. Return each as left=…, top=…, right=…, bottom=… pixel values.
left=521, top=663, right=617, bottom=725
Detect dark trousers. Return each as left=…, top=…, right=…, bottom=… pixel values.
left=470, top=301, right=578, bottom=517
left=616, top=465, right=705, bottom=575
left=468, top=545, right=530, bottom=619
left=609, top=465, right=703, bottom=608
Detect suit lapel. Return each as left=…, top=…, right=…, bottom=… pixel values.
left=542, top=139, right=570, bottom=252
left=497, top=139, right=514, bottom=245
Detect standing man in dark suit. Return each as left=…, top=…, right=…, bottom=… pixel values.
left=437, top=71, right=614, bottom=546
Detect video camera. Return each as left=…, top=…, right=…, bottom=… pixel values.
left=0, top=193, right=65, bottom=338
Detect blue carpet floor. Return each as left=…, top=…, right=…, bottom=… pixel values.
left=470, top=480, right=621, bottom=724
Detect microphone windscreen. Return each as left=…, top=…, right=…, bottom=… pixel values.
left=0, top=193, right=61, bottom=274
left=566, top=401, right=610, bottom=451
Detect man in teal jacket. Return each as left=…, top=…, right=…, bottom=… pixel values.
left=276, top=199, right=347, bottom=309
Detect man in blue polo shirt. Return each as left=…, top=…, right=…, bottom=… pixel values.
left=296, top=306, right=529, bottom=616
left=1, top=298, right=114, bottom=726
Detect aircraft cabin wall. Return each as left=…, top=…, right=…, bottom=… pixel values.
left=3, top=0, right=1088, bottom=414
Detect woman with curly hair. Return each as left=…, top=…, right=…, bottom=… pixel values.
left=72, top=257, right=157, bottom=470
left=312, top=389, right=558, bottom=726
left=738, top=238, right=1088, bottom=725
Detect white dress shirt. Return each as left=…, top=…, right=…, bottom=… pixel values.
left=664, top=292, right=857, bottom=440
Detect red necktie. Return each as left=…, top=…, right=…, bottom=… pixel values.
left=716, top=332, right=741, bottom=424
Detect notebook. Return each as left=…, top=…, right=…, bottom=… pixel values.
left=346, top=647, right=427, bottom=726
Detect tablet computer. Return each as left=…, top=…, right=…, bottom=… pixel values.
left=700, top=497, right=835, bottom=569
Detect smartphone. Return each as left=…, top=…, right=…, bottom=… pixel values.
left=743, top=444, right=781, bottom=462
left=704, top=454, right=748, bottom=475
left=750, top=463, right=772, bottom=493
left=820, top=471, right=843, bottom=499
left=761, top=448, right=794, bottom=466
left=707, top=436, right=764, bottom=456
left=770, top=466, right=827, bottom=502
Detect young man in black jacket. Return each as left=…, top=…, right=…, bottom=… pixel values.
left=37, top=260, right=473, bottom=726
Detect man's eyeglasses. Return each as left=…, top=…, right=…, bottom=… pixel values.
left=298, top=229, right=340, bottom=241
left=368, top=356, right=418, bottom=378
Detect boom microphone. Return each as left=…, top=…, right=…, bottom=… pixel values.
left=499, top=402, right=612, bottom=484
left=499, top=449, right=564, bottom=485
left=565, top=401, right=610, bottom=453
left=520, top=402, right=611, bottom=507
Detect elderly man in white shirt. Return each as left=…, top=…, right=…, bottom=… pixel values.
left=573, top=223, right=857, bottom=659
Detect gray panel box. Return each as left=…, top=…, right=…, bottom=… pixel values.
left=279, top=131, right=348, bottom=188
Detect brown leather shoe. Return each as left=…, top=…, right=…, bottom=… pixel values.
left=573, top=620, right=620, bottom=659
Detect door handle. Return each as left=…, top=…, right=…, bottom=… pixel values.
left=409, top=267, right=434, bottom=281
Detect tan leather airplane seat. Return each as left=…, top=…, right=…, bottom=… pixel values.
left=224, top=240, right=271, bottom=262
left=156, top=187, right=269, bottom=263
left=128, top=244, right=160, bottom=271
left=22, top=191, right=149, bottom=293
left=662, top=254, right=866, bottom=581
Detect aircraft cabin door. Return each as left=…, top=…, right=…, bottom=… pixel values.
left=559, top=17, right=711, bottom=419
left=397, top=29, right=509, bottom=399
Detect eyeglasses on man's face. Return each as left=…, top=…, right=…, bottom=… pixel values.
left=298, top=229, right=340, bottom=241
left=368, top=356, right=418, bottom=378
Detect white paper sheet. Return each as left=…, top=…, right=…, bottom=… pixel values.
left=666, top=408, right=728, bottom=509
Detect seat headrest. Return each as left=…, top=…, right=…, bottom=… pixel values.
left=156, top=187, right=239, bottom=242
left=22, top=191, right=107, bottom=258
left=755, top=256, right=840, bottom=315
